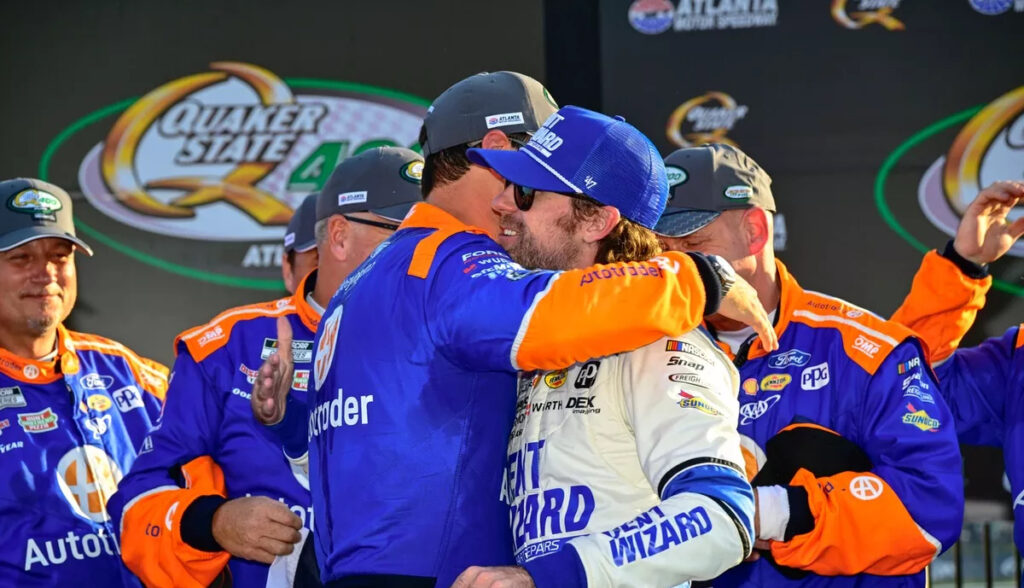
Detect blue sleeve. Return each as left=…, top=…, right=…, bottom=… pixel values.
left=109, top=349, right=225, bottom=528
left=859, top=340, right=965, bottom=551
left=933, top=326, right=1018, bottom=447
left=425, top=236, right=556, bottom=372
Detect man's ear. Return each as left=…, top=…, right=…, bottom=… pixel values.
left=326, top=216, right=351, bottom=263
left=480, top=129, right=513, bottom=151
left=743, top=207, right=770, bottom=255
left=580, top=205, right=621, bottom=244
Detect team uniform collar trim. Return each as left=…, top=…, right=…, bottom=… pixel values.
left=398, top=202, right=490, bottom=236
left=0, top=324, right=79, bottom=383
left=293, top=270, right=321, bottom=332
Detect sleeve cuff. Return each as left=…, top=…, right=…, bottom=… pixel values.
left=783, top=485, right=814, bottom=540
left=686, top=252, right=723, bottom=316
left=756, top=484, right=790, bottom=542
left=180, top=495, right=227, bottom=552
left=940, top=240, right=989, bottom=280
left=522, top=544, right=587, bottom=588
left=265, top=393, right=309, bottom=459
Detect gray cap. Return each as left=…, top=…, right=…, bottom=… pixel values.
left=420, top=71, right=558, bottom=156
left=284, top=193, right=318, bottom=253
left=316, top=147, right=424, bottom=223
left=0, top=178, right=93, bottom=255
left=654, top=143, right=775, bottom=238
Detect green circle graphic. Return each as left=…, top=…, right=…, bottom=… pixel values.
left=873, top=103, right=1024, bottom=297
left=38, top=78, right=430, bottom=291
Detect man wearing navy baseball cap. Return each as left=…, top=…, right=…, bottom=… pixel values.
left=654, top=144, right=963, bottom=588
left=282, top=193, right=319, bottom=294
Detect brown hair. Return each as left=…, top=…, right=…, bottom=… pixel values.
left=569, top=198, right=662, bottom=264
left=418, top=126, right=531, bottom=197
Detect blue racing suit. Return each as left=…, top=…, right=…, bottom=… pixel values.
left=0, top=325, right=166, bottom=587
left=712, top=261, right=964, bottom=588
left=109, top=273, right=320, bottom=588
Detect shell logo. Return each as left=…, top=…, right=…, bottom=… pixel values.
left=56, top=445, right=124, bottom=523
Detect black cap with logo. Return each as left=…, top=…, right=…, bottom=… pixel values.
left=420, top=71, right=558, bottom=156
left=316, top=147, right=424, bottom=223
left=654, top=143, right=775, bottom=238
left=0, top=178, right=93, bottom=255
left=284, top=193, right=318, bottom=254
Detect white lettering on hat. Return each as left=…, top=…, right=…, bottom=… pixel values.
left=528, top=112, right=567, bottom=157
left=338, top=191, right=368, bottom=206
left=485, top=112, right=525, bottom=129
left=724, top=185, right=752, bottom=200
left=283, top=233, right=296, bottom=247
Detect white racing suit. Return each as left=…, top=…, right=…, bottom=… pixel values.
left=507, top=329, right=755, bottom=588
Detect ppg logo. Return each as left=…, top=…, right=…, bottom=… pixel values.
left=112, top=386, right=145, bottom=412
left=801, top=362, right=830, bottom=390
left=574, top=360, right=601, bottom=389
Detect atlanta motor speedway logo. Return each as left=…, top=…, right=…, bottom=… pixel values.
left=877, top=85, right=1024, bottom=295
left=42, top=61, right=427, bottom=289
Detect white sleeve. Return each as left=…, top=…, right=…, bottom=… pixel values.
left=566, top=334, right=754, bottom=587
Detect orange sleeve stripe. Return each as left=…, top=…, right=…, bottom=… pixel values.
left=891, top=250, right=991, bottom=363
left=514, top=252, right=706, bottom=371
left=68, top=333, right=170, bottom=400
left=120, top=457, right=228, bottom=588
left=1015, top=324, right=1024, bottom=349
left=790, top=293, right=914, bottom=375
left=771, top=469, right=939, bottom=575
left=176, top=299, right=294, bottom=362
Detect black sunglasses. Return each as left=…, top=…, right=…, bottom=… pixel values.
left=342, top=215, right=400, bottom=231
left=507, top=181, right=598, bottom=212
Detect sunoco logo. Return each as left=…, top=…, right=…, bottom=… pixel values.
left=41, top=61, right=427, bottom=289
left=667, top=92, right=748, bottom=148
left=877, top=86, right=1024, bottom=296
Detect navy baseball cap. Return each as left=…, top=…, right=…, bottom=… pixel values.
left=284, top=193, right=318, bottom=253
left=317, top=147, right=424, bottom=223
left=466, top=106, right=667, bottom=229
left=0, top=178, right=93, bottom=255
left=655, top=144, right=774, bottom=238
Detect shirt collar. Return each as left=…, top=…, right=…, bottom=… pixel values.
left=0, top=325, right=80, bottom=383
left=293, top=270, right=321, bottom=331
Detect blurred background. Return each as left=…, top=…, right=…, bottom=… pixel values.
left=1, top=1, right=1021, bottom=583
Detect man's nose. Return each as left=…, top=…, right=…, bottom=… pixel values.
left=492, top=182, right=517, bottom=214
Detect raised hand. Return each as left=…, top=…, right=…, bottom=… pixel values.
left=718, top=276, right=779, bottom=352
left=953, top=180, right=1024, bottom=265
left=251, top=316, right=294, bottom=426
